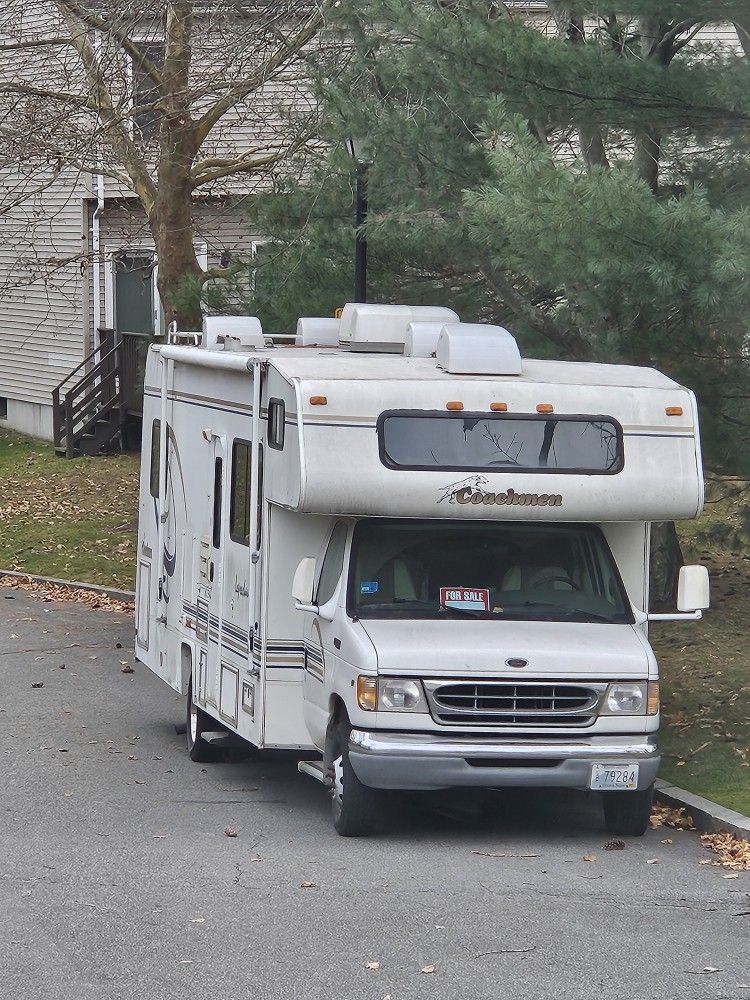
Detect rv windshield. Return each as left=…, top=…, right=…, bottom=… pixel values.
left=348, top=519, right=632, bottom=624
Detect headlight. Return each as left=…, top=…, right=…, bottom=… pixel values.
left=602, top=682, right=648, bottom=716
left=378, top=678, right=428, bottom=713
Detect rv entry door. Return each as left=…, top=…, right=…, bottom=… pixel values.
left=194, top=435, right=228, bottom=712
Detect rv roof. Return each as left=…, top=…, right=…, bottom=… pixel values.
left=248, top=347, right=680, bottom=391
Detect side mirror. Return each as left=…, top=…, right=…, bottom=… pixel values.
left=677, top=564, right=710, bottom=612
left=292, top=557, right=317, bottom=610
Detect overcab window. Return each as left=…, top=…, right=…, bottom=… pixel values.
left=378, top=411, right=623, bottom=474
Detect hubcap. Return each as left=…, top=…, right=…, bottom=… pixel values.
left=331, top=755, right=344, bottom=817
left=189, top=702, right=198, bottom=744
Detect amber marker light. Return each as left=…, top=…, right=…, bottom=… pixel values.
left=357, top=675, right=377, bottom=711
left=665, top=406, right=683, bottom=416
left=446, top=401, right=464, bottom=411
left=647, top=681, right=660, bottom=716
left=536, top=403, right=554, bottom=413
left=490, top=402, right=508, bottom=412
left=309, top=395, right=328, bottom=406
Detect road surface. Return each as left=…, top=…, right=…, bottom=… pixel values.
left=0, top=586, right=747, bottom=1000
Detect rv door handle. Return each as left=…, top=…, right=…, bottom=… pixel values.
left=209, top=562, right=214, bottom=582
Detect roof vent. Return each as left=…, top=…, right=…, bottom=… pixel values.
left=339, top=303, right=459, bottom=353
left=436, top=323, right=522, bottom=375
left=404, top=321, right=444, bottom=358
left=296, top=316, right=340, bottom=347
left=203, top=315, right=265, bottom=351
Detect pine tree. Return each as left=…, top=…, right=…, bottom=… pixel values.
left=216, top=0, right=750, bottom=484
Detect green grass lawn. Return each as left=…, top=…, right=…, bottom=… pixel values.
left=0, top=426, right=747, bottom=815
left=652, top=492, right=750, bottom=817
left=0, top=428, right=139, bottom=589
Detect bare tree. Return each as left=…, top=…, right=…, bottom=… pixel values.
left=0, top=0, right=331, bottom=326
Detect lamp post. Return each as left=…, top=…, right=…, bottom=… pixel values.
left=345, top=137, right=372, bottom=303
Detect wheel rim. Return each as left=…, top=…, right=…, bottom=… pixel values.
left=189, top=701, right=198, bottom=744
left=331, top=754, right=344, bottom=821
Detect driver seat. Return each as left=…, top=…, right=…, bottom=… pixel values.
left=500, top=564, right=575, bottom=591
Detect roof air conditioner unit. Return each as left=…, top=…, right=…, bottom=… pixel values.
left=338, top=303, right=459, bottom=352
left=203, top=315, right=265, bottom=351
left=404, top=321, right=445, bottom=358
left=296, top=317, right=341, bottom=347
left=436, top=323, right=523, bottom=375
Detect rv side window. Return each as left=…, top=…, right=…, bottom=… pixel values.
left=316, top=523, right=348, bottom=606
left=268, top=398, right=285, bottom=451
left=256, top=444, right=263, bottom=551
left=230, top=441, right=251, bottom=545
left=149, top=419, right=161, bottom=498
left=212, top=458, right=223, bottom=549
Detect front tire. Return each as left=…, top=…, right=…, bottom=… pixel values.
left=328, top=717, right=380, bottom=837
left=186, top=677, right=219, bottom=763
left=602, top=783, right=654, bottom=836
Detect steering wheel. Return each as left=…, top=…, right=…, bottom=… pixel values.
left=532, top=574, right=581, bottom=591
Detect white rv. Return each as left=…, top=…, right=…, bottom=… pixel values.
left=135, top=304, right=709, bottom=837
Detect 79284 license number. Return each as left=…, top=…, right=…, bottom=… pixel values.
left=589, top=764, right=639, bottom=791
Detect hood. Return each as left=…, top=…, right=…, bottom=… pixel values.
left=358, top=618, right=654, bottom=680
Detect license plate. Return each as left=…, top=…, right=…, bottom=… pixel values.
left=589, top=764, right=639, bottom=791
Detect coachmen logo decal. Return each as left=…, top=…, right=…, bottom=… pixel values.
left=438, top=475, right=562, bottom=508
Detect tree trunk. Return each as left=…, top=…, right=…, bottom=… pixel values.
left=649, top=521, right=683, bottom=608
left=151, top=0, right=203, bottom=332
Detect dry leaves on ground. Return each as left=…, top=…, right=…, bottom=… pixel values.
left=649, top=803, right=695, bottom=831
left=700, top=831, right=750, bottom=870
left=0, top=574, right=134, bottom=614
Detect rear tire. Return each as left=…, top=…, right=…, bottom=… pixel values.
left=186, top=677, right=219, bottom=763
left=602, top=783, right=654, bottom=837
left=328, top=717, right=380, bottom=837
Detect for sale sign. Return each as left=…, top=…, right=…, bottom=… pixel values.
left=439, top=587, right=491, bottom=612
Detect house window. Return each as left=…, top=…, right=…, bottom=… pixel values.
left=0, top=397, right=7, bottom=419
left=132, top=42, right=165, bottom=141
left=268, top=398, right=285, bottom=451
left=149, top=419, right=161, bottom=498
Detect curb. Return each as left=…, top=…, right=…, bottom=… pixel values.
left=655, top=779, right=750, bottom=841
left=0, top=569, right=134, bottom=603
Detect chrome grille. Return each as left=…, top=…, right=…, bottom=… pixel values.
left=424, top=680, right=604, bottom=727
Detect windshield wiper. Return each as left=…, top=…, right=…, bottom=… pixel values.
left=502, top=601, right=614, bottom=624
left=363, top=599, right=491, bottom=619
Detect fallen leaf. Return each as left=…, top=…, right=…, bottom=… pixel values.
left=31, top=682, right=43, bottom=689
left=646, top=858, right=659, bottom=865
left=190, top=917, right=205, bottom=924
left=224, top=827, right=238, bottom=838
left=583, top=854, right=597, bottom=863
left=121, top=664, right=134, bottom=674
left=300, top=881, right=316, bottom=889
left=365, top=961, right=380, bottom=971
left=661, top=839, right=673, bottom=845
left=421, top=965, right=435, bottom=974
left=723, top=873, right=740, bottom=880
left=603, top=839, right=625, bottom=851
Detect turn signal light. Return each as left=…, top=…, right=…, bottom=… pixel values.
left=357, top=675, right=377, bottom=711
left=647, top=681, right=660, bottom=716
left=665, top=406, right=683, bottom=416
left=536, top=403, right=554, bottom=413
left=446, top=401, right=464, bottom=411
left=309, top=395, right=328, bottom=406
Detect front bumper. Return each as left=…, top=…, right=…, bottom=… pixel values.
left=348, top=730, right=660, bottom=791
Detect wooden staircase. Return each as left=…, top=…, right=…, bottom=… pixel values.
left=52, top=338, right=129, bottom=458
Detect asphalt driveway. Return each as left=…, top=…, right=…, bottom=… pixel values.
left=0, top=586, right=747, bottom=1000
